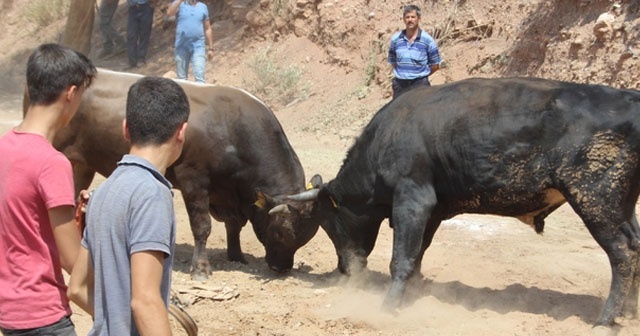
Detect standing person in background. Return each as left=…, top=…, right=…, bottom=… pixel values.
left=388, top=4, right=442, bottom=99
left=126, top=0, right=155, bottom=69
left=68, top=77, right=190, bottom=335
left=0, top=43, right=96, bottom=336
left=98, top=0, right=126, bottom=58
left=167, top=0, right=214, bottom=83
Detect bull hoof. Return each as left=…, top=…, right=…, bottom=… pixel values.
left=191, top=271, right=209, bottom=282
left=191, top=259, right=212, bottom=281
left=591, top=325, right=617, bottom=336
left=381, top=303, right=400, bottom=317
left=381, top=294, right=402, bottom=315
left=269, top=264, right=292, bottom=274
left=228, top=254, right=248, bottom=264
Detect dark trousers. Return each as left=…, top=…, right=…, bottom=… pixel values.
left=99, top=0, right=124, bottom=51
left=1, top=316, right=76, bottom=336
left=392, top=76, right=431, bottom=99
left=127, top=3, right=154, bottom=66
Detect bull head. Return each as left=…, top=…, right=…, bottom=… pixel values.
left=254, top=175, right=325, bottom=274
left=267, top=175, right=372, bottom=276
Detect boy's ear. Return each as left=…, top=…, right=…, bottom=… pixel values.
left=65, top=85, right=79, bottom=102
left=177, top=122, right=188, bottom=142
left=122, top=119, right=130, bottom=142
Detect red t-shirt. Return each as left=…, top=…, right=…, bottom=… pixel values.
left=0, top=129, right=75, bottom=329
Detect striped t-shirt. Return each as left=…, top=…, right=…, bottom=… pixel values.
left=388, top=29, right=441, bottom=80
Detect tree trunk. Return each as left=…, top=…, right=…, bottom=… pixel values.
left=61, top=0, right=95, bottom=55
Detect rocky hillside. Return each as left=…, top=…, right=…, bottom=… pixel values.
left=1, top=0, right=639, bottom=124
left=236, top=0, right=640, bottom=91
left=223, top=0, right=640, bottom=140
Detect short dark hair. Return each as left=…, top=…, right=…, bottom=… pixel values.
left=26, top=43, right=97, bottom=106
left=125, top=77, right=190, bottom=146
left=403, top=4, right=421, bottom=18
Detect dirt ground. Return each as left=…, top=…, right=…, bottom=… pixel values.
left=2, top=0, right=640, bottom=335
left=1, top=104, right=638, bottom=335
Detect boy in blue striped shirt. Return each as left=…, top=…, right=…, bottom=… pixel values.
left=388, top=4, right=442, bottom=99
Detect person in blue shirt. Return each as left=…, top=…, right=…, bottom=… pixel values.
left=388, top=4, right=442, bottom=99
left=68, top=76, right=190, bottom=335
left=167, top=0, right=215, bottom=83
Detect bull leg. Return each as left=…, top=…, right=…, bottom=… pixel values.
left=412, top=219, right=443, bottom=278
left=568, top=195, right=639, bottom=326
left=590, top=216, right=637, bottom=326
left=224, top=217, right=247, bottom=264
left=383, top=181, right=437, bottom=311
left=557, top=143, right=640, bottom=325
left=628, top=252, right=640, bottom=318
left=71, top=162, right=96, bottom=198
left=181, top=188, right=212, bottom=281
left=622, top=214, right=640, bottom=318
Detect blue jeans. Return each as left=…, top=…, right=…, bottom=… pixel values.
left=1, top=316, right=76, bottom=336
left=175, top=46, right=206, bottom=83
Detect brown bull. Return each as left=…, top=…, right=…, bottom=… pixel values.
left=34, top=68, right=318, bottom=279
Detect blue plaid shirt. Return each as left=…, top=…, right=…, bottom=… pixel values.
left=388, top=29, right=441, bottom=80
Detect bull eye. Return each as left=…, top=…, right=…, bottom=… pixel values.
left=272, top=228, right=283, bottom=242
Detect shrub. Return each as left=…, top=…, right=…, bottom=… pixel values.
left=24, top=0, right=70, bottom=29
left=245, top=47, right=310, bottom=106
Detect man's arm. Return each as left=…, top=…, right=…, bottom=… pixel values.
left=426, top=39, right=442, bottom=76
left=204, top=19, right=214, bottom=60
left=49, top=205, right=81, bottom=273
left=67, top=246, right=94, bottom=316
left=429, top=63, right=440, bottom=74
left=131, top=250, right=171, bottom=336
left=167, top=0, right=182, bottom=17
left=388, top=39, right=396, bottom=68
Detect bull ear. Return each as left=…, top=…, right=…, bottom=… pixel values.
left=318, top=187, right=339, bottom=209
left=254, top=190, right=276, bottom=209
left=306, top=174, right=323, bottom=190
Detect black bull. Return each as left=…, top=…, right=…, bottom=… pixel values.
left=272, top=77, right=640, bottom=326
left=44, top=69, right=319, bottom=279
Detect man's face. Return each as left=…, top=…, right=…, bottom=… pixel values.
left=403, top=10, right=420, bottom=29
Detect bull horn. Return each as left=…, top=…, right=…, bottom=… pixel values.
left=286, top=188, right=320, bottom=201
left=269, top=204, right=290, bottom=215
